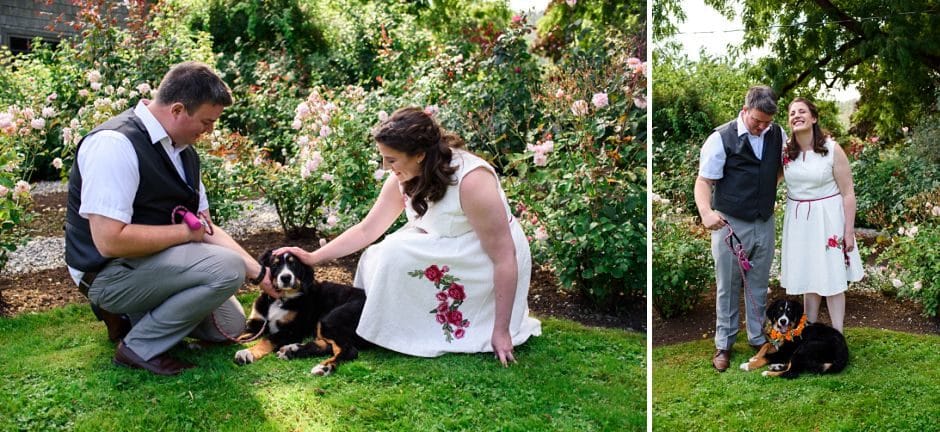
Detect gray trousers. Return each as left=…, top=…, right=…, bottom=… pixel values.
left=87, top=243, right=247, bottom=361
left=712, top=213, right=775, bottom=350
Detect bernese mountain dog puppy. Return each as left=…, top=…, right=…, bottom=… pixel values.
left=234, top=249, right=370, bottom=376
left=740, top=298, right=849, bottom=378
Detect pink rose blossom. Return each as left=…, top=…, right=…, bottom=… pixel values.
left=46, top=92, right=58, bottom=101
left=555, top=88, right=565, bottom=98
left=534, top=226, right=549, bottom=241
left=373, top=168, right=386, bottom=181
left=136, top=83, right=151, bottom=94
left=423, top=105, right=439, bottom=117
left=512, top=15, right=522, bottom=23
left=0, top=185, right=8, bottom=196
left=90, top=82, right=102, bottom=91
left=291, top=119, right=303, bottom=130
left=78, top=89, right=90, bottom=98
left=319, top=125, right=332, bottom=138
left=566, top=0, right=576, bottom=6
left=869, top=136, right=879, bottom=143
left=931, top=206, right=940, bottom=217
left=441, top=265, right=449, bottom=272
left=13, top=180, right=30, bottom=198
left=321, top=173, right=334, bottom=181
left=533, top=152, right=548, bottom=166
left=571, top=99, right=589, bottom=116
left=634, top=95, right=648, bottom=109
left=87, top=70, right=101, bottom=83
left=41, top=107, right=56, bottom=118
left=592, top=92, right=609, bottom=108
left=30, top=118, right=46, bottom=130
left=378, top=110, right=388, bottom=122
left=325, top=214, right=338, bottom=227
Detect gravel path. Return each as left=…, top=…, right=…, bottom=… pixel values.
left=1, top=182, right=281, bottom=276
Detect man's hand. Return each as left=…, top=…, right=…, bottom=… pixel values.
left=700, top=210, right=726, bottom=230
left=259, top=273, right=279, bottom=299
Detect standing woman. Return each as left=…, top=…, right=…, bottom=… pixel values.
left=780, top=97, right=864, bottom=333
left=275, top=107, right=541, bottom=365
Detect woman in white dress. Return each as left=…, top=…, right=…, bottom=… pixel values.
left=275, top=107, right=540, bottom=365
left=781, top=97, right=864, bottom=333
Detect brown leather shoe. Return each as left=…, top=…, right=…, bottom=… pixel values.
left=91, top=304, right=131, bottom=343
left=712, top=349, right=731, bottom=372
left=113, top=342, right=195, bottom=376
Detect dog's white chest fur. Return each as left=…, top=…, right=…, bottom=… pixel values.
left=267, top=300, right=290, bottom=334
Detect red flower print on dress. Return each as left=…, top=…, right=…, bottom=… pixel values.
left=409, top=264, right=470, bottom=342
left=825, top=235, right=843, bottom=250
left=424, top=265, right=444, bottom=283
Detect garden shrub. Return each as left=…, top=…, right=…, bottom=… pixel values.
left=0, top=141, right=32, bottom=272
left=533, top=0, right=645, bottom=62
left=651, top=202, right=712, bottom=319
left=853, top=115, right=940, bottom=228
left=436, top=17, right=542, bottom=173
left=883, top=223, right=940, bottom=317
left=506, top=37, right=647, bottom=312
left=236, top=86, right=386, bottom=238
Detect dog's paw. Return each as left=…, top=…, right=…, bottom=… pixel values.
left=739, top=362, right=751, bottom=371
left=761, top=370, right=772, bottom=377
left=311, top=363, right=335, bottom=376
left=277, top=344, right=301, bottom=360
left=234, top=349, right=255, bottom=365
left=768, top=363, right=786, bottom=372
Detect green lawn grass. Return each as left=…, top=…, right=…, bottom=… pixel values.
left=653, top=328, right=940, bottom=431
left=0, top=299, right=645, bottom=431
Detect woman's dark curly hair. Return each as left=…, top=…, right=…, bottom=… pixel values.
left=785, top=97, right=829, bottom=161
left=372, top=107, right=466, bottom=217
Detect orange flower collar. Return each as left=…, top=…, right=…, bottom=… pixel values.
left=769, top=315, right=808, bottom=345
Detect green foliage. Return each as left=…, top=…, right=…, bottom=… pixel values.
left=652, top=206, right=712, bottom=319
left=0, top=145, right=32, bottom=272
left=703, top=0, right=940, bottom=138
left=236, top=86, right=385, bottom=238
left=436, top=18, right=543, bottom=172
left=196, top=130, right=254, bottom=225
left=0, top=305, right=646, bottom=431
left=654, top=329, right=940, bottom=430
left=652, top=52, right=759, bottom=212
left=506, top=38, right=647, bottom=311
left=534, top=0, right=645, bottom=61
left=852, top=115, right=940, bottom=228
left=884, top=224, right=940, bottom=317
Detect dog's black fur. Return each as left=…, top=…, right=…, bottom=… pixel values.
left=746, top=298, right=849, bottom=379
left=234, top=249, right=370, bottom=376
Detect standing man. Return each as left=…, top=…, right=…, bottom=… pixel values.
left=65, top=61, right=273, bottom=376
left=694, top=85, right=785, bottom=372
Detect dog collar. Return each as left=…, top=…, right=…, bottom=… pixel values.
left=768, top=314, right=808, bottom=346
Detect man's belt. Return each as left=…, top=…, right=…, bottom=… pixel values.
left=78, top=271, right=98, bottom=298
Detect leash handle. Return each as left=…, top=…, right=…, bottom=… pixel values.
left=172, top=205, right=214, bottom=235
left=722, top=219, right=752, bottom=272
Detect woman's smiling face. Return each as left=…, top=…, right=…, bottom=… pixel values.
left=377, top=142, right=424, bottom=182
left=788, top=100, right=816, bottom=132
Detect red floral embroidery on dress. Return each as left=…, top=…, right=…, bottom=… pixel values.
left=409, top=264, right=470, bottom=342
left=825, top=234, right=851, bottom=268
left=782, top=152, right=791, bottom=169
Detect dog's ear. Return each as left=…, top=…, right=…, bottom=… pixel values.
left=258, top=249, right=274, bottom=267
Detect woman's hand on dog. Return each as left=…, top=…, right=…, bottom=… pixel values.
left=492, top=329, right=516, bottom=367
left=273, top=246, right=316, bottom=266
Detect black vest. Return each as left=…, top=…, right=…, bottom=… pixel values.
left=65, top=109, right=201, bottom=272
left=712, top=120, right=782, bottom=221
